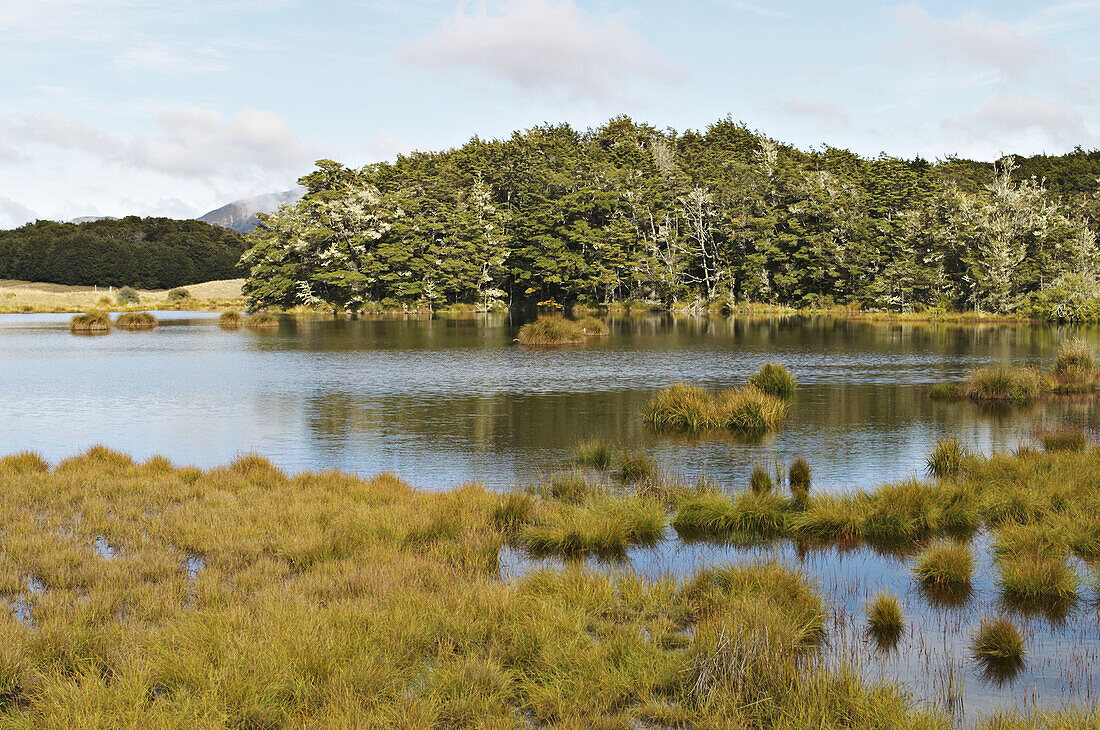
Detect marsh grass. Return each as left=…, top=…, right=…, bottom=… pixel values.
left=517, top=496, right=665, bottom=558
left=1053, top=338, right=1095, bottom=379
left=970, top=617, right=1025, bottom=682
left=747, top=362, right=797, bottom=399
left=575, top=316, right=609, bottom=337
left=927, top=437, right=968, bottom=479
left=245, top=312, right=279, bottom=330
left=516, top=315, right=586, bottom=345
left=964, top=364, right=1041, bottom=403
left=997, top=553, right=1079, bottom=614
left=788, top=458, right=811, bottom=500
left=1038, top=425, right=1089, bottom=452
left=218, top=311, right=243, bottom=329
left=573, top=438, right=613, bottom=470
left=69, top=310, right=111, bottom=334
left=615, top=450, right=655, bottom=484
left=642, top=383, right=788, bottom=434
left=913, top=540, right=973, bottom=592
left=750, top=466, right=773, bottom=495
left=114, top=312, right=158, bottom=330
left=866, top=591, right=904, bottom=651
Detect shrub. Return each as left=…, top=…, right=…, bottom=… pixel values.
left=116, top=286, right=140, bottom=305
left=1053, top=338, right=1094, bottom=378
left=218, top=311, right=243, bottom=329
left=70, top=311, right=111, bottom=334
left=574, top=439, right=614, bottom=470
left=926, top=437, right=968, bottom=479
left=576, top=316, right=609, bottom=337
left=245, top=312, right=279, bottom=330
left=115, top=312, right=158, bottom=330
left=866, top=591, right=904, bottom=650
left=913, top=540, right=972, bottom=591
left=747, top=362, right=796, bottom=399
left=516, top=315, right=586, bottom=345
left=167, top=287, right=192, bottom=301
left=1038, top=426, right=1088, bottom=452
left=750, top=466, right=773, bottom=495
left=963, top=364, right=1040, bottom=403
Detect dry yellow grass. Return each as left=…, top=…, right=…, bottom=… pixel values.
left=0, top=279, right=245, bottom=314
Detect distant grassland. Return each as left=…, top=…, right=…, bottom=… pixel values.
left=0, top=279, right=245, bottom=313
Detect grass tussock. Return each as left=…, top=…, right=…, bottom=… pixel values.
left=114, top=311, right=158, bottom=330
left=913, top=540, right=973, bottom=591
left=964, top=364, right=1041, bottom=403
left=997, top=553, right=1079, bottom=613
left=788, top=458, right=811, bottom=499
left=575, top=316, right=609, bottom=337
left=615, top=449, right=655, bottom=484
left=1053, top=338, right=1095, bottom=379
left=971, top=617, right=1025, bottom=679
left=244, top=311, right=279, bottom=330
left=747, top=362, right=797, bottom=399
left=573, top=438, right=614, bottom=470
left=642, top=383, right=788, bottom=434
left=69, top=310, right=111, bottom=334
left=935, top=341, right=1100, bottom=403
left=516, top=315, right=586, bottom=345
left=750, top=466, right=773, bottom=495
left=218, top=310, right=243, bottom=329
left=927, top=437, right=968, bottom=479
left=866, top=591, right=904, bottom=650
left=1038, top=425, right=1089, bottom=452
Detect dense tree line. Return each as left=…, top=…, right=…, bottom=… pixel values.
left=242, top=117, right=1100, bottom=318
left=0, top=217, right=247, bottom=289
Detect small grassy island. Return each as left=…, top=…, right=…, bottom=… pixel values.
left=642, top=363, right=795, bottom=434
left=68, top=310, right=111, bottom=334
left=516, top=314, right=609, bottom=345
left=244, top=311, right=279, bottom=330
left=114, top=312, right=158, bottom=330
left=932, top=338, right=1099, bottom=404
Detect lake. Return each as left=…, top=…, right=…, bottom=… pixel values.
left=2, top=310, right=1099, bottom=721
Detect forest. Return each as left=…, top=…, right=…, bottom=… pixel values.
left=242, top=117, right=1100, bottom=319
left=0, top=217, right=247, bottom=289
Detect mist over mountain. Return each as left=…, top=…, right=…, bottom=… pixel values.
left=197, top=189, right=304, bottom=233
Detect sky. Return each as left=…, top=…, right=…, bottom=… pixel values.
left=1, top=0, right=1098, bottom=228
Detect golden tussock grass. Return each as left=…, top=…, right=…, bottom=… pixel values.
left=0, top=447, right=956, bottom=728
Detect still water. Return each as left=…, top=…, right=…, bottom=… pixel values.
left=1, top=311, right=1095, bottom=491
left=2, top=311, right=1100, bottom=721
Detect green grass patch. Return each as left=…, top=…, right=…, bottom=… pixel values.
left=747, top=362, right=796, bottom=399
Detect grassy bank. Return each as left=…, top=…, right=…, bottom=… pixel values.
left=0, top=279, right=246, bottom=314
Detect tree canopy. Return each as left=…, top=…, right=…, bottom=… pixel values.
left=0, top=217, right=247, bottom=289
left=241, top=116, right=1100, bottom=318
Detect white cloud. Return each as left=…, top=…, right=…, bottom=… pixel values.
left=5, top=108, right=327, bottom=180
left=943, top=91, right=1095, bottom=150
left=0, top=197, right=37, bottom=229
left=711, top=0, right=790, bottom=19
left=401, top=0, right=679, bottom=101
left=890, top=3, right=1046, bottom=79
left=770, top=94, right=850, bottom=128
left=365, top=131, right=413, bottom=161
left=114, top=42, right=228, bottom=73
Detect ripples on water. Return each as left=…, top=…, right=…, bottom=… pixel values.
left=3, top=310, right=1100, bottom=720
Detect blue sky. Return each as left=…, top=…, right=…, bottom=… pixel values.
left=1, top=0, right=1098, bottom=227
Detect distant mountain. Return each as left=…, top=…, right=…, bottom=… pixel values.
left=69, top=216, right=118, bottom=224
left=197, top=188, right=303, bottom=233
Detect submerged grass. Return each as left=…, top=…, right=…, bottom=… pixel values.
left=69, top=310, right=111, bottom=334
left=114, top=311, right=158, bottom=330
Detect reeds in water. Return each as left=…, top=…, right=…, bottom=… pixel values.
left=866, top=591, right=904, bottom=650
left=245, top=312, right=279, bottom=330
left=1037, top=426, right=1088, bottom=452
left=114, top=312, right=158, bottom=330
left=750, top=466, right=774, bottom=495
left=963, top=364, right=1041, bottom=403
left=970, top=617, right=1025, bottom=681
left=573, top=438, right=613, bottom=470
left=641, top=384, right=788, bottom=434
left=516, top=315, right=586, bottom=345
left=69, top=310, right=111, bottom=334
left=218, top=311, right=243, bottom=329
left=926, top=437, right=968, bottom=479
left=747, top=362, right=797, bottom=399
